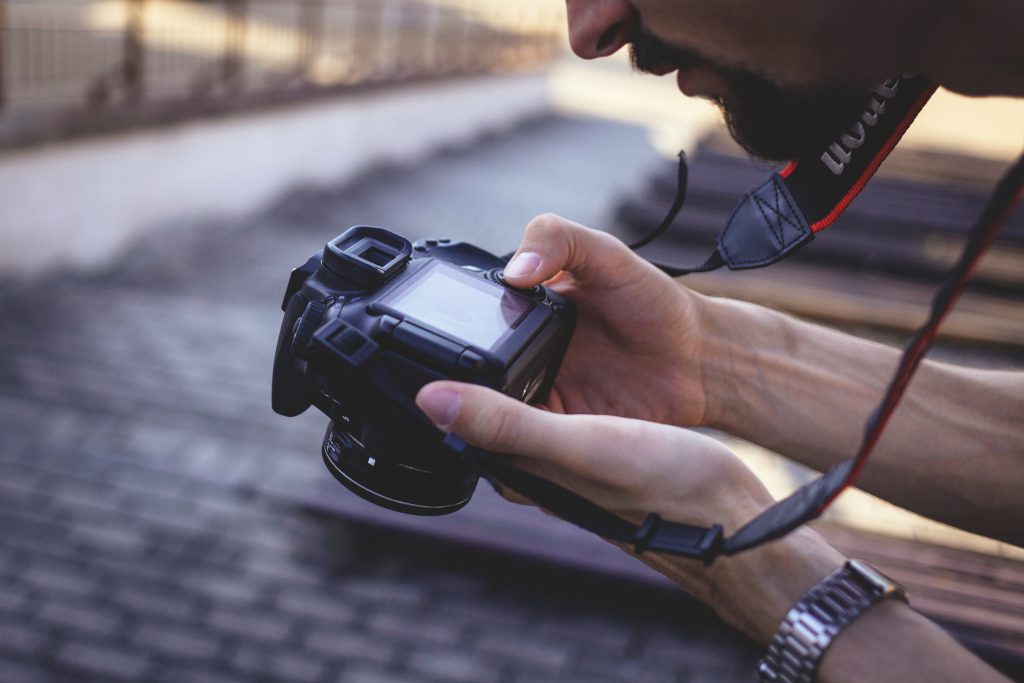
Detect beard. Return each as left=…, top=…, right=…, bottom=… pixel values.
left=630, top=28, right=872, bottom=162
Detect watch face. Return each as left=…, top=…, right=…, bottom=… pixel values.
left=382, top=261, right=535, bottom=351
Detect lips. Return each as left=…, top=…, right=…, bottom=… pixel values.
left=676, top=68, right=695, bottom=96
left=645, top=63, right=698, bottom=96
left=640, top=60, right=706, bottom=98
left=645, top=63, right=676, bottom=77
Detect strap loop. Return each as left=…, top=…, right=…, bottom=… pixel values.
left=632, top=514, right=662, bottom=554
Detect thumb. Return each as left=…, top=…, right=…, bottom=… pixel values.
left=502, top=214, right=636, bottom=288
left=415, top=380, right=558, bottom=458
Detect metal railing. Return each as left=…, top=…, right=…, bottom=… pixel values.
left=0, top=0, right=565, bottom=146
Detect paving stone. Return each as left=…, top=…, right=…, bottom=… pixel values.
left=41, top=476, right=118, bottom=510
left=430, top=598, right=531, bottom=630
left=178, top=570, right=264, bottom=606
left=367, top=611, right=463, bottom=646
left=536, top=616, right=631, bottom=654
left=35, top=598, right=123, bottom=638
left=87, top=550, right=173, bottom=586
left=241, top=556, right=327, bottom=591
left=272, top=653, right=326, bottom=683
left=112, top=584, right=201, bottom=623
left=0, top=584, right=28, bottom=613
left=519, top=672, right=623, bottom=683
left=0, top=459, right=46, bottom=494
left=134, top=622, right=225, bottom=662
left=341, top=665, right=422, bottom=683
left=0, top=508, right=71, bottom=547
left=0, top=658, right=62, bottom=683
left=612, top=657, right=691, bottom=683
left=207, top=607, right=294, bottom=643
left=70, top=521, right=148, bottom=554
left=304, top=629, right=397, bottom=666
left=276, top=587, right=358, bottom=626
left=407, top=648, right=499, bottom=683
left=475, top=630, right=572, bottom=670
left=157, top=666, right=252, bottom=683
left=19, top=560, right=99, bottom=600
left=235, top=650, right=327, bottom=683
left=56, top=641, right=151, bottom=681
left=0, top=619, right=52, bottom=659
left=343, top=578, right=424, bottom=609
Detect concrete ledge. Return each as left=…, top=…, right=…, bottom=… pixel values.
left=0, top=74, right=551, bottom=275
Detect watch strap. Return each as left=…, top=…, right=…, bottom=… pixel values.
left=758, top=560, right=907, bottom=683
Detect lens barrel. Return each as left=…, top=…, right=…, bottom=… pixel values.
left=321, top=422, right=478, bottom=515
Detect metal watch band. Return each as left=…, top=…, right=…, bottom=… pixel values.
left=758, top=559, right=908, bottom=683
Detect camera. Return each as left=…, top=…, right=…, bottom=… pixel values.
left=272, top=226, right=577, bottom=516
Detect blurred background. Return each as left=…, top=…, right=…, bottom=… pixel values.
left=1, top=1, right=1023, bottom=681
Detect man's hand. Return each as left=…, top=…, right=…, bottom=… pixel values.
left=415, top=376, right=782, bottom=602
left=499, top=213, right=709, bottom=427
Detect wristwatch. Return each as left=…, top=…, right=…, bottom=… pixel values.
left=758, top=559, right=908, bottom=683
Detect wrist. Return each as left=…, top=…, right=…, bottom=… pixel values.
left=708, top=526, right=846, bottom=644
left=693, top=294, right=774, bottom=432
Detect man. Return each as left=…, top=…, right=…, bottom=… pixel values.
left=417, top=2, right=1024, bottom=681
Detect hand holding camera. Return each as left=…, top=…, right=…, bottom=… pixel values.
left=494, top=213, right=711, bottom=428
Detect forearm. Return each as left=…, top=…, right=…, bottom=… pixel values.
left=639, top=527, right=1009, bottom=683
left=695, top=294, right=1024, bottom=544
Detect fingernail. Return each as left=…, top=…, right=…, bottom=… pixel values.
left=503, top=252, right=541, bottom=279
left=418, top=388, right=462, bottom=428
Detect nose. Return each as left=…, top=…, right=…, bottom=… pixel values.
left=565, top=0, right=637, bottom=60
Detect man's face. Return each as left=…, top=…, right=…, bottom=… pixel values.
left=566, top=0, right=877, bottom=161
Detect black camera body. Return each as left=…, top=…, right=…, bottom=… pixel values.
left=272, top=226, right=576, bottom=516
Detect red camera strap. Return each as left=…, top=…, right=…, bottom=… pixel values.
left=780, top=76, right=937, bottom=233
left=637, top=76, right=939, bottom=275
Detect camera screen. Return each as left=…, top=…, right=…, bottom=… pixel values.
left=384, top=263, right=534, bottom=351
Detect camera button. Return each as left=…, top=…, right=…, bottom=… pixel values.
left=378, top=315, right=401, bottom=334
left=291, top=300, right=327, bottom=359
left=458, top=349, right=487, bottom=371
left=490, top=269, right=545, bottom=299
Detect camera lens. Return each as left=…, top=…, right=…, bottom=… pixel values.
left=321, top=421, right=479, bottom=516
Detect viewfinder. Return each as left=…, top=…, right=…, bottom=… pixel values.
left=360, top=246, right=395, bottom=267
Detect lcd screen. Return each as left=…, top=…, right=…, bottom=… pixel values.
left=384, top=263, right=534, bottom=350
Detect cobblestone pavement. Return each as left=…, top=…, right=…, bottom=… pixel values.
left=0, top=114, right=762, bottom=682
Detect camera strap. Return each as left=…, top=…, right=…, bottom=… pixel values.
left=632, top=75, right=938, bottom=274
left=446, top=433, right=727, bottom=561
